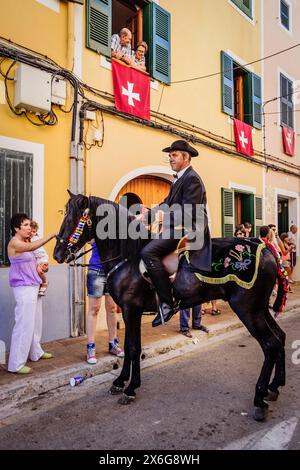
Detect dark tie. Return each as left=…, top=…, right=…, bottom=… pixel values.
left=173, top=174, right=178, bottom=179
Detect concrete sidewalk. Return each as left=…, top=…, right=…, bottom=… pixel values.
left=1, top=286, right=300, bottom=412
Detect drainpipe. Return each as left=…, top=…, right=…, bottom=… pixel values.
left=67, top=1, right=85, bottom=337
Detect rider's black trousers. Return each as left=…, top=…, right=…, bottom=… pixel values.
left=141, top=238, right=178, bottom=305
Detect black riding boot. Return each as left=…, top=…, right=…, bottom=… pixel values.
left=145, top=266, right=178, bottom=327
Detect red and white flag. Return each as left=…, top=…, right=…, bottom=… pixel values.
left=112, top=60, right=150, bottom=120
left=282, top=126, right=295, bottom=156
left=233, top=118, right=254, bottom=156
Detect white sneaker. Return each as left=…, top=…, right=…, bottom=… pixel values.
left=86, top=343, right=97, bottom=364
left=109, top=343, right=124, bottom=358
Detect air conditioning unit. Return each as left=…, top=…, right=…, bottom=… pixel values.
left=14, top=63, right=51, bottom=114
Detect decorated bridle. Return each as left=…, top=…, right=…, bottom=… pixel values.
left=66, top=208, right=92, bottom=250
left=56, top=208, right=93, bottom=254
left=57, top=203, right=128, bottom=275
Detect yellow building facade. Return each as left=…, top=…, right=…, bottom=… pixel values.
left=0, top=0, right=266, bottom=343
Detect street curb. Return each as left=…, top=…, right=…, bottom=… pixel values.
left=1, top=300, right=299, bottom=412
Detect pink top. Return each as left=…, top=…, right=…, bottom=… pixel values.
left=281, top=251, right=290, bottom=261
left=9, top=251, right=41, bottom=287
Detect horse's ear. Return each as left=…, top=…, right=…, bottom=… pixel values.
left=79, top=195, right=89, bottom=209
left=67, top=189, right=76, bottom=198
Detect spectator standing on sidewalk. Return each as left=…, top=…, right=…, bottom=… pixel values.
left=288, top=224, right=298, bottom=283
left=243, top=222, right=252, bottom=237
left=7, top=213, right=56, bottom=374
left=179, top=305, right=209, bottom=338
left=280, top=233, right=293, bottom=292
left=86, top=242, right=124, bottom=364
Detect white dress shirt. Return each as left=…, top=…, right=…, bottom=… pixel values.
left=173, top=164, right=191, bottom=183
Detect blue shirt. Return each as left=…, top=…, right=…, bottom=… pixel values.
left=89, top=243, right=104, bottom=272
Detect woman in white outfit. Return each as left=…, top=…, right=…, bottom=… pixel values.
left=7, top=213, right=57, bottom=374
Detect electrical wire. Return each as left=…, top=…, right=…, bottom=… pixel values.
left=1, top=38, right=299, bottom=176
left=172, top=42, right=300, bottom=84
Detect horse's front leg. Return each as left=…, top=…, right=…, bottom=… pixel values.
left=110, top=327, right=131, bottom=395
left=118, top=310, right=142, bottom=405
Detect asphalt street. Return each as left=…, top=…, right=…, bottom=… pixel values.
left=0, top=313, right=299, bottom=450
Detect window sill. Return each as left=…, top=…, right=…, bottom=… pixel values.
left=228, top=0, right=255, bottom=25
left=100, top=56, right=159, bottom=90
left=279, top=21, right=292, bottom=36
left=227, top=115, right=258, bottom=132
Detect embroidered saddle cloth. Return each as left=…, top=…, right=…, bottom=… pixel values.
left=186, top=238, right=265, bottom=289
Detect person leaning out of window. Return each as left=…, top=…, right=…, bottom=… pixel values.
left=130, top=41, right=148, bottom=72
left=111, top=28, right=132, bottom=66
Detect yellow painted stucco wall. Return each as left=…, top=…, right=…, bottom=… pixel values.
left=0, top=0, right=71, bottom=260
left=0, top=0, right=264, bottom=260
left=83, top=0, right=263, bottom=237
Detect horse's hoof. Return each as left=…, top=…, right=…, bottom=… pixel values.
left=118, top=394, right=135, bottom=405
left=253, top=405, right=268, bottom=422
left=265, top=389, right=279, bottom=402
left=109, top=384, right=124, bottom=395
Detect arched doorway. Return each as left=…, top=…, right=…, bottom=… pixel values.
left=115, top=175, right=171, bottom=207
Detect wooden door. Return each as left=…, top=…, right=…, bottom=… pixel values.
left=115, top=175, right=171, bottom=208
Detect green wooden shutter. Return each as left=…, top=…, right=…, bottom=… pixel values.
left=143, top=2, right=171, bottom=84
left=86, top=0, right=111, bottom=56
left=244, top=72, right=262, bottom=129
left=254, top=195, right=263, bottom=238
left=280, top=74, right=294, bottom=129
left=222, top=188, right=234, bottom=237
left=221, top=51, right=234, bottom=116
left=251, top=73, right=262, bottom=129
left=231, top=0, right=252, bottom=18
left=0, top=149, right=33, bottom=265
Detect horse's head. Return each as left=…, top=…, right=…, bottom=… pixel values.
left=53, top=191, right=93, bottom=264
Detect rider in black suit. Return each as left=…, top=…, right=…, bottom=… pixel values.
left=141, top=140, right=211, bottom=327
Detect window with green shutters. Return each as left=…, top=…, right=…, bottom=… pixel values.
left=86, top=0, right=171, bottom=85
left=0, top=149, right=33, bottom=266
left=221, top=52, right=234, bottom=116
left=143, top=2, right=171, bottom=84
left=86, top=0, right=112, bottom=56
left=222, top=189, right=234, bottom=237
left=221, top=188, right=263, bottom=238
left=231, top=0, right=252, bottom=18
left=221, top=51, right=262, bottom=129
left=280, top=73, right=294, bottom=129
left=244, top=72, right=262, bottom=129
left=254, top=196, right=263, bottom=238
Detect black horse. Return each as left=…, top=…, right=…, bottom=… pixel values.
left=54, top=193, right=286, bottom=421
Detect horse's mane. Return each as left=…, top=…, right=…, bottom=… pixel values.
left=89, top=196, right=148, bottom=260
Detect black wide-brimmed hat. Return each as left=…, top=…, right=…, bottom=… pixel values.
left=162, top=140, right=199, bottom=157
